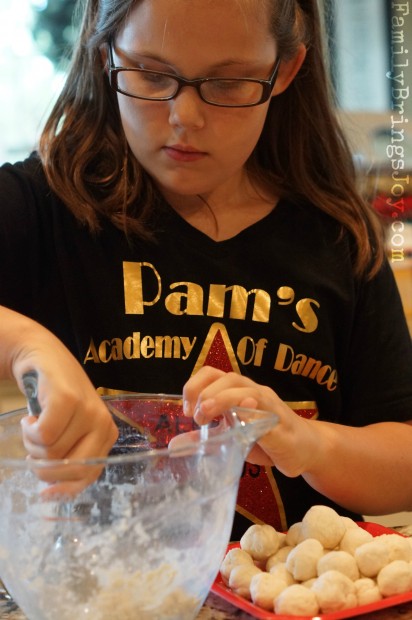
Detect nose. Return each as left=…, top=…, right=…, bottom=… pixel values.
left=168, top=86, right=206, bottom=130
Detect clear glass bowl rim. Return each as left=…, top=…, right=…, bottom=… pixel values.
left=0, top=392, right=278, bottom=469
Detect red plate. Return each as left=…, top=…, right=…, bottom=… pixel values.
left=211, top=522, right=412, bottom=620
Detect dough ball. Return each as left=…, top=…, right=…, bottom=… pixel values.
left=228, top=564, right=262, bottom=599
left=285, top=521, right=303, bottom=546
left=301, top=505, right=345, bottom=549
left=274, top=584, right=319, bottom=616
left=341, top=516, right=359, bottom=530
left=312, top=570, right=357, bottom=613
left=301, top=578, right=317, bottom=588
left=377, top=560, right=412, bottom=597
left=355, top=539, right=390, bottom=577
left=317, top=550, right=360, bottom=581
left=240, top=524, right=280, bottom=561
left=355, top=578, right=382, bottom=605
left=268, top=562, right=295, bottom=586
left=266, top=546, right=293, bottom=571
left=250, top=572, right=288, bottom=610
left=220, top=547, right=255, bottom=584
left=286, top=538, right=324, bottom=581
left=339, top=526, right=373, bottom=555
left=277, top=531, right=288, bottom=548
left=377, top=533, right=412, bottom=563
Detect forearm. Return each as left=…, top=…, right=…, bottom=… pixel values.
left=302, top=419, right=412, bottom=515
left=183, top=366, right=412, bottom=515
left=0, top=305, right=39, bottom=381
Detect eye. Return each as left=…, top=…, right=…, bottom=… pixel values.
left=140, top=71, right=173, bottom=85
left=210, top=80, right=245, bottom=92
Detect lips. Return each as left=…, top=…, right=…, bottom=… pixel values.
left=163, top=144, right=207, bottom=162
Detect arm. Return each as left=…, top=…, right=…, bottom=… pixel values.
left=183, top=366, right=412, bottom=515
left=0, top=305, right=118, bottom=495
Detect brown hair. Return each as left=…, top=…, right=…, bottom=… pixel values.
left=38, top=0, right=384, bottom=276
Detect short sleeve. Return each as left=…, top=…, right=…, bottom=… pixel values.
left=0, top=157, right=45, bottom=315
left=341, top=257, right=412, bottom=425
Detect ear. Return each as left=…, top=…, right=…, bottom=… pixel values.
left=272, top=44, right=307, bottom=96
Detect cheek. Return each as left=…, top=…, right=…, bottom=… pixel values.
left=219, top=108, right=268, bottom=155
left=117, top=99, right=143, bottom=141
left=117, top=98, right=160, bottom=151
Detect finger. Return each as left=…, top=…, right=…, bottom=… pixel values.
left=20, top=400, right=74, bottom=449
left=193, top=384, right=267, bottom=424
left=40, top=477, right=98, bottom=499
left=183, top=366, right=226, bottom=416
left=21, top=401, right=117, bottom=460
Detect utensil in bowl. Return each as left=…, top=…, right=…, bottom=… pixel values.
left=0, top=394, right=278, bottom=620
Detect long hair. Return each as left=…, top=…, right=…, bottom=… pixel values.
left=38, top=0, right=384, bottom=276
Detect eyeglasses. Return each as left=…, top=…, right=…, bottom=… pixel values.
left=107, top=42, right=281, bottom=108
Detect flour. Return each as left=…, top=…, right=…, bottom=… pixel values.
left=0, top=463, right=239, bottom=620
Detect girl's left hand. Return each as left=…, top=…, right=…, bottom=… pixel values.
left=183, top=366, right=321, bottom=478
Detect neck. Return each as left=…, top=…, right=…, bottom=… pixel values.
left=161, top=177, right=278, bottom=241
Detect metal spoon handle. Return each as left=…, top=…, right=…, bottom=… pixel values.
left=22, top=371, right=42, bottom=417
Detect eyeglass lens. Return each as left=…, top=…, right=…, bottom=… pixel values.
left=115, top=70, right=265, bottom=105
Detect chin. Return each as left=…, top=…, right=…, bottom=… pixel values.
left=156, top=176, right=217, bottom=199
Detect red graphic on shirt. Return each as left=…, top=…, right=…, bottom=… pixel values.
left=100, top=321, right=319, bottom=532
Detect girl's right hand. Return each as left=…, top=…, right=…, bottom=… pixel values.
left=0, top=307, right=118, bottom=496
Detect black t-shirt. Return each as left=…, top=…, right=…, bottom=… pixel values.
left=1, top=154, right=412, bottom=539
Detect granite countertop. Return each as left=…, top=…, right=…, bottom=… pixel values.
left=2, top=525, right=412, bottom=620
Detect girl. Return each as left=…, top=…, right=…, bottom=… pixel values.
left=1, top=0, right=412, bottom=538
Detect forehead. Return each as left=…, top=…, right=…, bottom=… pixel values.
left=117, top=0, right=275, bottom=59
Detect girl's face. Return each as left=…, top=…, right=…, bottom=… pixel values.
left=113, top=0, right=279, bottom=204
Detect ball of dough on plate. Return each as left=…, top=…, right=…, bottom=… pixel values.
left=355, top=539, right=390, bottom=578
left=341, top=516, right=359, bottom=530
left=285, top=522, right=303, bottom=546
left=317, top=550, right=360, bottom=580
left=266, top=546, right=293, bottom=571
left=286, top=538, right=324, bottom=581
left=339, top=526, right=373, bottom=555
left=268, top=562, right=295, bottom=586
left=377, top=534, right=412, bottom=563
left=312, top=570, right=357, bottom=613
left=377, top=560, right=412, bottom=597
left=277, top=531, right=288, bottom=547
left=301, top=505, right=345, bottom=549
left=275, top=584, right=319, bottom=616
left=220, top=547, right=255, bottom=584
left=228, top=564, right=262, bottom=599
left=250, top=572, right=288, bottom=610
left=355, top=577, right=382, bottom=605
left=240, top=524, right=280, bottom=561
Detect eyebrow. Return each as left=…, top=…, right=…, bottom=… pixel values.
left=115, top=47, right=264, bottom=73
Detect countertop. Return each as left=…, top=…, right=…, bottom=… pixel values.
left=2, top=525, right=412, bottom=620
left=2, top=591, right=412, bottom=620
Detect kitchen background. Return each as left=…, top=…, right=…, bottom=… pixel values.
left=0, top=0, right=411, bottom=525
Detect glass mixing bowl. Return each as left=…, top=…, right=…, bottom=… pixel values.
left=0, top=394, right=277, bottom=620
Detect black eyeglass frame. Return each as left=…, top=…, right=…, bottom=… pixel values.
left=107, top=41, right=281, bottom=108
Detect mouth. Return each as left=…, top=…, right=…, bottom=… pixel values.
left=163, top=144, right=207, bottom=162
